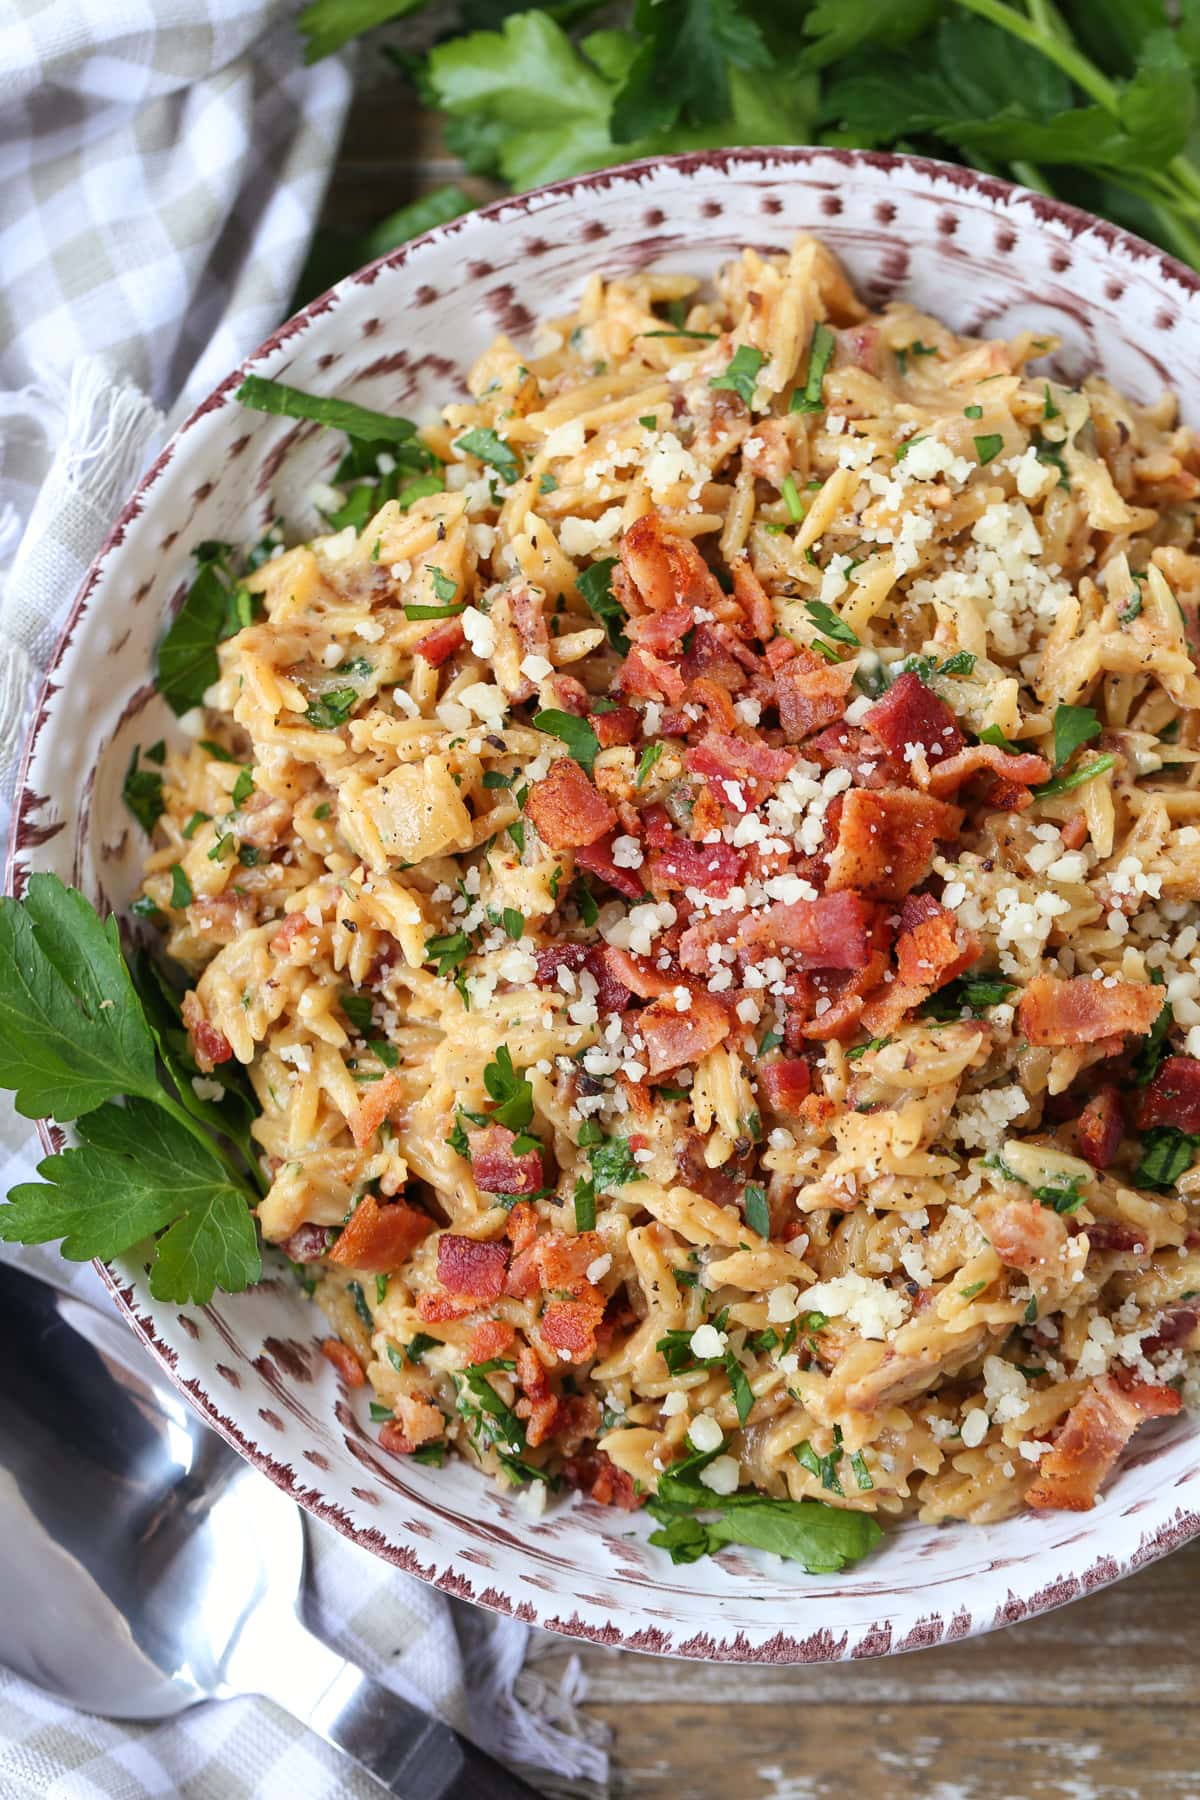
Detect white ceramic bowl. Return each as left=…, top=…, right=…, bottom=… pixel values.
left=12, top=148, right=1200, bottom=1662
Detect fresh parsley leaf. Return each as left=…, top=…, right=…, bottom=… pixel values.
left=636, top=742, right=664, bottom=787
left=156, top=543, right=241, bottom=716
left=169, top=866, right=193, bottom=909
left=231, top=766, right=255, bottom=808
left=964, top=403, right=983, bottom=419
left=789, top=322, right=836, bottom=413
left=759, top=1028, right=783, bottom=1053
left=428, top=566, right=458, bottom=604
left=978, top=723, right=1019, bottom=754
left=235, top=374, right=424, bottom=447
left=454, top=1363, right=543, bottom=1485
left=1052, top=703, right=1101, bottom=768
left=404, top=600, right=465, bottom=620
left=574, top=1176, right=597, bottom=1231
left=647, top=1452, right=882, bottom=1572
left=1136, top=1125, right=1200, bottom=1191
left=576, top=556, right=628, bottom=652
left=304, top=687, right=358, bottom=730
left=726, top=1351, right=754, bottom=1426
left=1132, top=971, right=1172, bottom=1088
left=341, top=992, right=374, bottom=1035
left=640, top=327, right=720, bottom=342
left=709, top=343, right=766, bottom=408
left=533, top=709, right=600, bottom=776
left=610, top=0, right=771, bottom=140
left=1032, top=753, right=1115, bottom=799
left=589, top=1134, right=645, bottom=1192
left=846, top=1035, right=892, bottom=1061
left=850, top=1449, right=873, bottom=1491
left=577, top=875, right=599, bottom=928
left=973, top=432, right=1004, bottom=464
left=794, top=1438, right=843, bottom=1495
left=922, top=974, right=1016, bottom=1020
left=1033, top=1176, right=1088, bottom=1215
left=804, top=599, right=859, bottom=647
left=122, top=747, right=164, bottom=836
left=425, top=930, right=473, bottom=978
left=502, top=907, right=525, bottom=941
left=454, top=427, right=521, bottom=486
left=779, top=473, right=804, bottom=522
left=743, top=1182, right=769, bottom=1238
left=483, top=1045, right=534, bottom=1134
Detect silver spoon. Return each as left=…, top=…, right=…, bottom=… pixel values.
left=0, top=1261, right=537, bottom=1799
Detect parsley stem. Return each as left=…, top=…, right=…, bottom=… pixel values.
left=947, top=0, right=1116, bottom=112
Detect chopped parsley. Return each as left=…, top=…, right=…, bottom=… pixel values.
left=709, top=344, right=766, bottom=408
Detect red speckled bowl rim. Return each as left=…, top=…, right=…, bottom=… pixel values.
left=9, top=146, right=1200, bottom=1662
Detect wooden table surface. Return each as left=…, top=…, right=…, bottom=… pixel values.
left=323, top=55, right=1200, bottom=1800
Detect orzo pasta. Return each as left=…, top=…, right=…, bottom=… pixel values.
left=137, top=234, right=1200, bottom=1554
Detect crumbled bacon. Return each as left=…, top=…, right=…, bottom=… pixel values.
left=1018, top=975, right=1165, bottom=1047
left=895, top=893, right=979, bottom=989
left=278, top=1222, right=330, bottom=1262
left=617, top=645, right=687, bottom=703
left=395, top=1394, right=445, bottom=1447
left=1025, top=1375, right=1181, bottom=1511
left=270, top=911, right=318, bottom=955
left=685, top=730, right=795, bottom=810
left=321, top=1338, right=365, bottom=1387
left=1077, top=1085, right=1124, bottom=1169
left=758, top=1058, right=812, bottom=1113
left=414, top=617, right=465, bottom=665
left=924, top=742, right=1050, bottom=798
left=982, top=1197, right=1068, bottom=1272
left=589, top=705, right=639, bottom=748
left=1135, top=1056, right=1200, bottom=1134
left=603, top=945, right=684, bottom=999
left=620, top=509, right=723, bottom=615
left=436, top=1234, right=510, bottom=1300
left=378, top=1421, right=416, bottom=1457
left=467, top=1124, right=545, bottom=1196
left=506, top=1201, right=538, bottom=1256
left=647, top=834, right=744, bottom=898
left=348, top=1072, right=405, bottom=1149
left=825, top=787, right=963, bottom=900
left=526, top=758, right=616, bottom=849
left=561, top=1448, right=644, bottom=1510
left=774, top=644, right=856, bottom=743
left=1140, top=1305, right=1200, bottom=1355
left=468, top=1319, right=517, bottom=1364
left=742, top=891, right=879, bottom=970
left=864, top=671, right=965, bottom=766
left=681, top=621, right=755, bottom=692
left=541, top=1289, right=606, bottom=1363
left=534, top=943, right=631, bottom=1013
left=328, top=1194, right=433, bottom=1272
left=730, top=555, right=774, bottom=641
left=628, top=602, right=695, bottom=655
left=535, top=1230, right=605, bottom=1287
left=688, top=673, right=740, bottom=732
left=806, top=721, right=893, bottom=788
left=183, top=992, right=234, bottom=1070
left=639, top=990, right=732, bottom=1077
left=575, top=833, right=645, bottom=900
left=1078, top=1218, right=1147, bottom=1254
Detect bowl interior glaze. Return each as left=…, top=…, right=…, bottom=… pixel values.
left=12, top=148, right=1200, bottom=1662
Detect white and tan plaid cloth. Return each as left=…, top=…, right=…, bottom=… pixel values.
left=0, top=5, right=607, bottom=1795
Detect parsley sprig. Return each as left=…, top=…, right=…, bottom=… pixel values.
left=0, top=876, right=263, bottom=1304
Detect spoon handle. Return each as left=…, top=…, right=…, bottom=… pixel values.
left=255, top=1614, right=539, bottom=1799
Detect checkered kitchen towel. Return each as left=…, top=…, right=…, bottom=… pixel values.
left=0, top=5, right=607, bottom=1796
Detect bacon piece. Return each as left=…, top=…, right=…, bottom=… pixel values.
left=863, top=671, right=965, bottom=767
left=504, top=1247, right=541, bottom=1300
left=534, top=943, right=631, bottom=1013
left=618, top=645, right=687, bottom=703
left=1135, top=1056, right=1200, bottom=1134
left=575, top=833, right=645, bottom=900
left=1025, top=1375, right=1181, bottom=1511
left=526, top=758, right=616, bottom=849
left=183, top=993, right=234, bottom=1070
left=685, top=730, right=796, bottom=810
left=742, top=891, right=878, bottom=970
left=506, top=1201, right=538, bottom=1256
left=541, top=1288, right=606, bottom=1363
left=1019, top=975, right=1165, bottom=1047
left=774, top=644, right=856, bottom=743
left=925, top=742, right=1050, bottom=798
left=467, top=1124, right=545, bottom=1197
left=589, top=705, right=639, bottom=748
left=348, top=1072, right=405, bottom=1150
left=437, top=1234, right=509, bottom=1300
left=417, top=1291, right=479, bottom=1323
left=378, top=1421, right=416, bottom=1456
left=415, top=617, right=465, bottom=665
left=758, top=1058, right=812, bottom=1113
left=535, top=1230, right=605, bottom=1288
left=394, top=1394, right=445, bottom=1448
left=270, top=911, right=319, bottom=955
left=627, top=601, right=694, bottom=655
left=688, top=673, right=739, bottom=732
left=328, top=1194, right=433, bottom=1272
left=826, top=787, right=963, bottom=900
left=604, top=945, right=684, bottom=999
left=321, top=1339, right=365, bottom=1387
left=1078, top=1218, right=1148, bottom=1255
left=681, top=622, right=753, bottom=693
left=730, top=555, right=774, bottom=641
left=278, top=1222, right=330, bottom=1262
left=562, top=1447, right=644, bottom=1510
left=675, top=1129, right=752, bottom=1203
left=639, top=990, right=731, bottom=1077
left=982, top=1197, right=1068, bottom=1273
left=1140, top=1305, right=1200, bottom=1356
left=620, top=509, right=724, bottom=615
left=468, top=1319, right=517, bottom=1364
left=806, top=721, right=894, bottom=788
left=647, top=835, right=744, bottom=899
left=895, top=893, right=979, bottom=989
left=678, top=909, right=749, bottom=976
left=1077, top=1085, right=1124, bottom=1170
